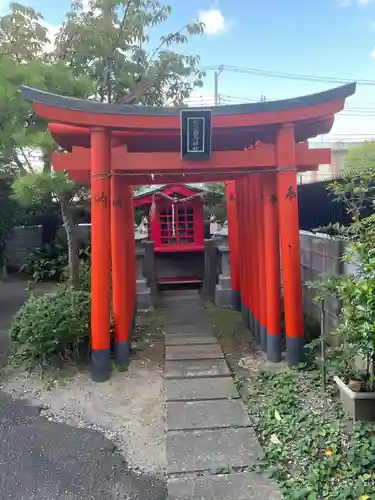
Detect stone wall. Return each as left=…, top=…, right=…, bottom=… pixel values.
left=5, top=224, right=92, bottom=270
left=209, top=229, right=354, bottom=335
left=300, top=231, right=355, bottom=334
left=5, top=227, right=42, bottom=270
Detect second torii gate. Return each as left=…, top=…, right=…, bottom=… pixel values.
left=22, top=82, right=356, bottom=381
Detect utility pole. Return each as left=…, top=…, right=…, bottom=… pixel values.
left=214, top=65, right=224, bottom=106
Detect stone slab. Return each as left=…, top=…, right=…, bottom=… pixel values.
left=165, top=359, right=230, bottom=379
left=165, top=309, right=207, bottom=318
left=167, top=400, right=250, bottom=430
left=167, top=472, right=282, bottom=500
left=165, top=335, right=218, bottom=346
left=165, top=377, right=239, bottom=401
left=166, top=428, right=260, bottom=474
left=165, top=325, right=210, bottom=334
left=164, top=328, right=211, bottom=335
left=165, top=344, right=224, bottom=361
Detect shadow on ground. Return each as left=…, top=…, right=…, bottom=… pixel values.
left=0, top=391, right=166, bottom=500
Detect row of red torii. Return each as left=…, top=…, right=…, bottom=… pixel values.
left=22, top=83, right=356, bottom=381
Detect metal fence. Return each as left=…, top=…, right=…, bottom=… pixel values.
left=297, top=178, right=374, bottom=231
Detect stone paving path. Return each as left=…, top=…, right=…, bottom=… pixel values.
left=162, top=290, right=281, bottom=500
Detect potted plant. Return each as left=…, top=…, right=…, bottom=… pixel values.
left=311, top=143, right=375, bottom=421
left=331, top=237, right=375, bottom=421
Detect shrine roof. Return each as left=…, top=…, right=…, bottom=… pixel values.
left=22, top=83, right=356, bottom=152
left=22, top=83, right=355, bottom=117
left=134, top=183, right=209, bottom=199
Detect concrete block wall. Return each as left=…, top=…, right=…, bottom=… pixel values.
left=300, top=231, right=352, bottom=334
left=5, top=226, right=42, bottom=270
left=5, top=224, right=92, bottom=270
left=56, top=224, right=91, bottom=246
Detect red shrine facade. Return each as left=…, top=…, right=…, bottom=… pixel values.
left=134, top=184, right=206, bottom=252
left=21, top=82, right=356, bottom=382
left=134, top=184, right=207, bottom=285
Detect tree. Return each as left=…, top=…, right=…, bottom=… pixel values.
left=329, top=141, right=375, bottom=225
left=0, top=174, right=19, bottom=277
left=0, top=3, right=92, bottom=174
left=1, top=0, right=206, bottom=285
left=12, top=172, right=89, bottom=288
left=55, top=0, right=205, bottom=105
left=0, top=2, right=93, bottom=278
left=203, top=182, right=226, bottom=221
left=0, top=2, right=50, bottom=62
left=0, top=56, right=92, bottom=278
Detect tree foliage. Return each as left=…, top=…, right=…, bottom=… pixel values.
left=0, top=58, right=92, bottom=173
left=55, top=0, right=205, bottom=104
left=0, top=2, right=50, bottom=62
left=12, top=171, right=89, bottom=288
left=330, top=141, right=375, bottom=221
left=0, top=176, right=19, bottom=273
left=0, top=0, right=206, bottom=284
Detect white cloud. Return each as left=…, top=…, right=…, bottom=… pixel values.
left=340, top=0, right=374, bottom=5
left=371, top=46, right=375, bottom=57
left=198, top=8, right=228, bottom=35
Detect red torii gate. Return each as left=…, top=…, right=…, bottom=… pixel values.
left=22, top=83, right=355, bottom=381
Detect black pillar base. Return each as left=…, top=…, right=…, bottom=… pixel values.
left=240, top=301, right=247, bottom=326
left=231, top=290, right=242, bottom=311
left=245, top=307, right=250, bottom=329
left=132, top=306, right=136, bottom=332
left=267, top=334, right=282, bottom=362
left=260, top=325, right=267, bottom=353
left=114, top=340, right=132, bottom=368
left=254, top=318, right=260, bottom=345
left=248, top=311, right=255, bottom=336
left=286, top=337, right=305, bottom=365
left=90, top=348, right=111, bottom=382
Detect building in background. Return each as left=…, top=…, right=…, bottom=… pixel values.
left=298, top=140, right=373, bottom=184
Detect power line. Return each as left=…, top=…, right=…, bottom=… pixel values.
left=203, top=64, right=375, bottom=87
left=189, top=92, right=375, bottom=110
left=188, top=94, right=375, bottom=115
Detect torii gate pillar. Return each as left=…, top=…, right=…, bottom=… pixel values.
left=90, top=128, right=112, bottom=381
left=277, top=124, right=304, bottom=364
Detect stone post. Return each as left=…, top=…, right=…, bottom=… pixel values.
left=142, top=240, right=157, bottom=298
left=135, top=229, right=152, bottom=310
left=202, top=238, right=218, bottom=301
left=214, top=224, right=234, bottom=308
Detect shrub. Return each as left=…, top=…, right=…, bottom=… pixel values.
left=62, top=260, right=91, bottom=292
left=22, top=241, right=91, bottom=284
left=21, top=242, right=68, bottom=282
left=78, top=262, right=91, bottom=292
left=10, top=287, right=91, bottom=365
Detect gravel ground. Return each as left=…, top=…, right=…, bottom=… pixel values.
left=0, top=359, right=166, bottom=479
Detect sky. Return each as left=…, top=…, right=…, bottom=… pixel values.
left=3, top=0, right=375, bottom=141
